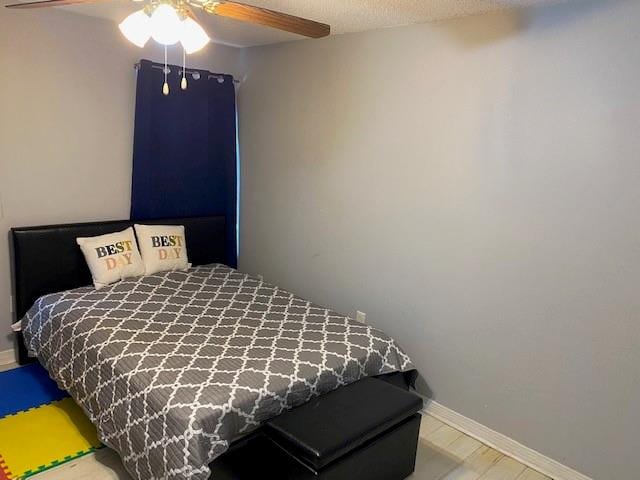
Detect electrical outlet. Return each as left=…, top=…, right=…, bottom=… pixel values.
left=355, top=311, right=367, bottom=324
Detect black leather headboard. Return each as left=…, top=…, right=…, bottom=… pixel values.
left=11, top=216, right=226, bottom=364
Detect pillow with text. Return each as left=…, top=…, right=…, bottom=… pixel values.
left=76, top=227, right=145, bottom=289
left=134, top=224, right=190, bottom=275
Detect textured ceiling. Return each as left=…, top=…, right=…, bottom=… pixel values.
left=52, top=0, right=562, bottom=47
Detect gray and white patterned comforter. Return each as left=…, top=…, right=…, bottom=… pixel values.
left=22, top=264, right=415, bottom=480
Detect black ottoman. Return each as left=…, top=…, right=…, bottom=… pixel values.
left=210, top=377, right=423, bottom=480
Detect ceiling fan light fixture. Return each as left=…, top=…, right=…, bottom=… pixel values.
left=150, top=3, right=182, bottom=46
left=119, top=9, right=151, bottom=48
left=181, top=17, right=210, bottom=54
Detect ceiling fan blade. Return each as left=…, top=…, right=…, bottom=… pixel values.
left=5, top=0, right=105, bottom=9
left=203, top=1, right=330, bottom=38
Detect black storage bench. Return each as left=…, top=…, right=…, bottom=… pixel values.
left=210, top=377, right=423, bottom=480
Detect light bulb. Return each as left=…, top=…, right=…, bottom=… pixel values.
left=180, top=17, right=210, bottom=54
left=151, top=4, right=182, bottom=46
left=119, top=10, right=150, bottom=48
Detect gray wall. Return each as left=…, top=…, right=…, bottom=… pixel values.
left=0, top=8, right=242, bottom=354
left=238, top=1, right=640, bottom=478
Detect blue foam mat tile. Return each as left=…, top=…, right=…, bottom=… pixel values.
left=0, top=363, right=68, bottom=417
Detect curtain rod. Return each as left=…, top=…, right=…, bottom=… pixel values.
left=134, top=62, right=240, bottom=84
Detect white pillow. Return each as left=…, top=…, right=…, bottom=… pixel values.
left=76, top=227, right=145, bottom=289
left=134, top=224, right=190, bottom=275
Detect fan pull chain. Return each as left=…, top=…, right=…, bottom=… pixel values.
left=162, top=45, right=169, bottom=96
left=181, top=47, right=188, bottom=90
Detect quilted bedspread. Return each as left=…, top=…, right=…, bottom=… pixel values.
left=22, top=264, right=415, bottom=480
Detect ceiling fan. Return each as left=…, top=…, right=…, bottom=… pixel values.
left=5, top=0, right=331, bottom=41
left=6, top=0, right=330, bottom=93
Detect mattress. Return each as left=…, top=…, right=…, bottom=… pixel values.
left=22, top=264, right=415, bottom=480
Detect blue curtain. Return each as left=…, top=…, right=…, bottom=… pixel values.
left=130, top=59, right=237, bottom=267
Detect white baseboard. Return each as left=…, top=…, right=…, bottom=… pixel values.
left=0, top=348, right=16, bottom=366
left=422, top=398, right=592, bottom=480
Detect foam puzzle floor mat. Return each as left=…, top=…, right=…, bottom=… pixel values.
left=0, top=364, right=102, bottom=479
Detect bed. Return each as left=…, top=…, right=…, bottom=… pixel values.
left=11, top=216, right=416, bottom=480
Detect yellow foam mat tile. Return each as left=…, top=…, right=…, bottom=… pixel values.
left=0, top=398, right=102, bottom=478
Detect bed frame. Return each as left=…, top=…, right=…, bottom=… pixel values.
left=9, top=215, right=418, bottom=479
left=10, top=215, right=227, bottom=365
